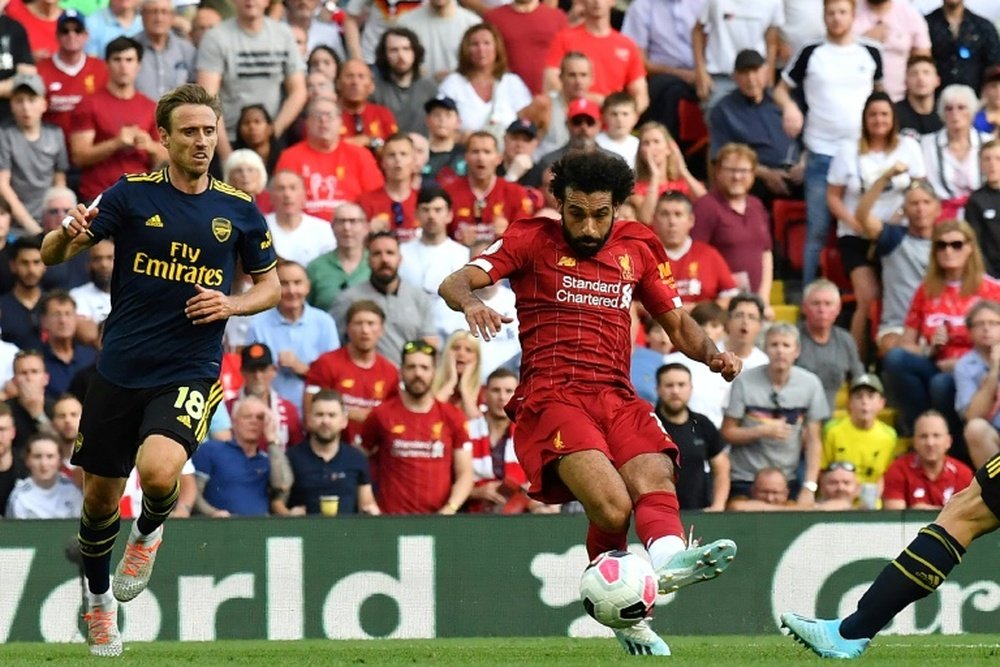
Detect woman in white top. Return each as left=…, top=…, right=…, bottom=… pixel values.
left=921, top=84, right=991, bottom=220
left=438, top=23, right=547, bottom=140
left=827, top=91, right=926, bottom=357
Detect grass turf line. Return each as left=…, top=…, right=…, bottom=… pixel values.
left=3, top=635, right=1000, bottom=665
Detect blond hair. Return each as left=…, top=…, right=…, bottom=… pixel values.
left=925, top=220, right=985, bottom=298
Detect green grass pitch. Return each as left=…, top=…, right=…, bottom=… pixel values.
left=3, top=636, right=1000, bottom=666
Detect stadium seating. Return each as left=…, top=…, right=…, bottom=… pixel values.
left=772, top=199, right=807, bottom=273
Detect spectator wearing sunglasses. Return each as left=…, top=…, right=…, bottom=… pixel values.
left=822, top=373, right=898, bottom=488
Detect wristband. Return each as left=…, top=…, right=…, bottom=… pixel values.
left=61, top=193, right=101, bottom=237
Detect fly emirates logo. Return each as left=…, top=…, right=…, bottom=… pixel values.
left=556, top=274, right=633, bottom=310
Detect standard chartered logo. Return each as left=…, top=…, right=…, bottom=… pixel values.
left=555, top=275, right=631, bottom=310
left=772, top=523, right=1000, bottom=634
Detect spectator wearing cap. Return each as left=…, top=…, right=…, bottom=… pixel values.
left=595, top=92, right=639, bottom=170
left=398, top=185, right=470, bottom=342
left=0, top=72, right=67, bottom=235
left=70, top=36, right=165, bottom=203
left=371, top=27, right=439, bottom=136
left=523, top=97, right=604, bottom=189
left=337, top=59, right=398, bottom=153
left=852, top=0, right=930, bottom=102
left=85, top=0, right=143, bottom=60
left=329, top=230, right=439, bottom=366
left=443, top=130, right=534, bottom=245
left=273, top=95, right=384, bottom=222
left=0, top=4, right=35, bottom=126
left=226, top=342, right=305, bottom=452
left=5, top=0, right=59, bottom=61
left=708, top=49, right=802, bottom=208
left=357, top=132, right=421, bottom=242
left=925, top=0, right=1000, bottom=93
left=692, top=0, right=784, bottom=113
left=542, top=0, right=648, bottom=114
left=133, top=0, right=196, bottom=100
left=974, top=64, right=1000, bottom=134
left=484, top=0, right=567, bottom=96
left=423, top=95, right=466, bottom=183
left=955, top=300, right=1000, bottom=469
left=796, top=278, right=864, bottom=414
left=497, top=118, right=538, bottom=185
left=36, top=11, right=107, bottom=153
left=248, top=259, right=340, bottom=416
left=438, top=23, right=544, bottom=138
left=620, top=0, right=700, bottom=139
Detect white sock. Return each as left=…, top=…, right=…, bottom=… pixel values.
left=647, top=535, right=686, bottom=572
left=130, top=520, right=144, bottom=541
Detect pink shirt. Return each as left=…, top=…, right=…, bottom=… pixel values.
left=853, top=1, right=931, bottom=101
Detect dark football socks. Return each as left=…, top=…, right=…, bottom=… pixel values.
left=78, top=508, right=121, bottom=595
left=136, top=480, right=180, bottom=536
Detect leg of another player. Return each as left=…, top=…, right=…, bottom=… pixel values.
left=112, top=435, right=187, bottom=603
left=618, top=453, right=736, bottom=593
left=79, top=472, right=127, bottom=657
left=555, top=450, right=633, bottom=560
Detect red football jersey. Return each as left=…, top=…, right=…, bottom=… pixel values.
left=340, top=104, right=398, bottom=142
left=304, top=347, right=399, bottom=446
left=668, top=240, right=739, bottom=305
left=904, top=277, right=1000, bottom=361
left=543, top=25, right=646, bottom=97
left=357, top=187, right=420, bottom=242
left=469, top=217, right=682, bottom=412
left=6, top=0, right=56, bottom=59
left=466, top=415, right=528, bottom=513
left=360, top=396, right=471, bottom=514
left=445, top=177, right=535, bottom=244
left=882, top=452, right=973, bottom=508
left=274, top=140, right=385, bottom=221
left=37, top=56, right=108, bottom=147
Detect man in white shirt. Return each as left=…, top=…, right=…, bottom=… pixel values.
left=69, top=239, right=113, bottom=345
left=265, top=170, right=336, bottom=267
left=398, top=185, right=470, bottom=341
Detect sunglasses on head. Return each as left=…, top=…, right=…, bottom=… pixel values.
left=823, top=461, right=857, bottom=474
left=934, top=239, right=966, bottom=251
left=402, top=340, right=436, bottom=356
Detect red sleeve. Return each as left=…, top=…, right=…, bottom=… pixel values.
left=881, top=458, right=906, bottom=501
left=358, top=408, right=383, bottom=455
left=904, top=285, right=926, bottom=333
left=708, top=246, right=738, bottom=292
left=357, top=189, right=380, bottom=220
left=274, top=144, right=298, bottom=174
left=633, top=227, right=683, bottom=317
left=445, top=404, right=472, bottom=453
left=70, top=96, right=95, bottom=135
left=467, top=219, right=541, bottom=282
left=283, top=398, right=305, bottom=445
left=304, top=355, right=332, bottom=389
left=544, top=28, right=570, bottom=70
left=956, top=462, right=974, bottom=491
left=623, top=39, right=647, bottom=84
left=358, top=148, right=385, bottom=191
left=144, top=99, right=158, bottom=140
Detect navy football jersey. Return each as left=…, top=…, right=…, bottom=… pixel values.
left=88, top=169, right=277, bottom=388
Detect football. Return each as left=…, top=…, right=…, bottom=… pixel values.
left=579, top=550, right=658, bottom=629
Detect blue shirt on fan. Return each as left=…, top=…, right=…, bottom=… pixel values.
left=192, top=439, right=270, bottom=516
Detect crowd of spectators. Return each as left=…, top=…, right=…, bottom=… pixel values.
left=3, top=0, right=1000, bottom=518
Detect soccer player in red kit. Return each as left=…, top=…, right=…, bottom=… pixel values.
left=360, top=340, right=474, bottom=515
left=439, top=151, right=741, bottom=656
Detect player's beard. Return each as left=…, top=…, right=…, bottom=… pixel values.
left=562, top=224, right=612, bottom=257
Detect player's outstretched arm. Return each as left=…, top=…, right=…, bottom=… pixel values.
left=185, top=268, right=280, bottom=325
left=657, top=308, right=742, bottom=382
left=40, top=203, right=98, bottom=266
left=438, top=266, right=512, bottom=341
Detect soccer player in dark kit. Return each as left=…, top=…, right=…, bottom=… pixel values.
left=439, top=151, right=742, bottom=656
left=40, top=83, right=280, bottom=657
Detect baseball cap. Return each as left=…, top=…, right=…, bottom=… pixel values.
left=506, top=118, right=537, bottom=139
left=57, top=9, right=86, bottom=31
left=850, top=373, right=884, bottom=395
left=985, top=64, right=1000, bottom=86
left=566, top=98, right=601, bottom=123
left=734, top=49, right=766, bottom=72
left=424, top=95, right=458, bottom=114
left=241, top=343, right=274, bottom=370
left=11, top=73, right=45, bottom=97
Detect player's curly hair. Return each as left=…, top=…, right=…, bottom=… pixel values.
left=549, top=151, right=634, bottom=207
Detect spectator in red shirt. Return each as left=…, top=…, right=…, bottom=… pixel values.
left=37, top=11, right=108, bottom=151
left=651, top=190, right=738, bottom=311
left=629, top=122, right=706, bottom=223
left=69, top=36, right=165, bottom=202
left=226, top=343, right=305, bottom=452
left=691, top=142, right=773, bottom=318
left=542, top=0, right=648, bottom=113
left=274, top=95, right=384, bottom=221
left=304, top=299, right=398, bottom=446
left=883, top=220, right=1000, bottom=438
left=337, top=58, right=397, bottom=152
left=882, top=410, right=974, bottom=510
left=357, top=132, right=420, bottom=241
left=360, top=339, right=473, bottom=515
left=444, top=131, right=533, bottom=245
left=6, top=0, right=59, bottom=60
left=485, top=0, right=567, bottom=96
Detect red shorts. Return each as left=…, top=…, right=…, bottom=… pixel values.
left=512, top=387, right=680, bottom=504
